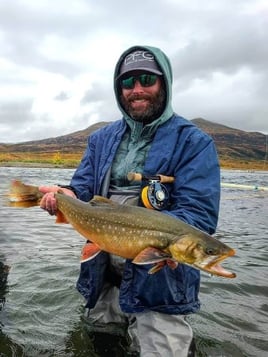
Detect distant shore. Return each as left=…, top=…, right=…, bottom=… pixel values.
left=0, top=161, right=267, bottom=171
left=0, top=161, right=77, bottom=169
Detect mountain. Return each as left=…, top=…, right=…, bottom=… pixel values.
left=191, top=118, right=266, bottom=161
left=0, top=122, right=106, bottom=153
left=0, top=119, right=267, bottom=166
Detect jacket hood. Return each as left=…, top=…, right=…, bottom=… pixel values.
left=114, top=45, right=174, bottom=129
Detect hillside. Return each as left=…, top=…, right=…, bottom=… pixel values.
left=0, top=118, right=267, bottom=169
left=0, top=122, right=106, bottom=153
left=191, top=118, right=266, bottom=162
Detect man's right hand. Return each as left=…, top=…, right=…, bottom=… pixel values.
left=39, top=186, right=76, bottom=215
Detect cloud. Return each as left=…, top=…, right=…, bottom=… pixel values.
left=0, top=0, right=267, bottom=143
left=54, top=92, right=71, bottom=101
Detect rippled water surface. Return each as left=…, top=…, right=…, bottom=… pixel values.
left=0, top=167, right=267, bottom=356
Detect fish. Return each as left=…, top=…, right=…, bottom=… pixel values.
left=8, top=180, right=236, bottom=278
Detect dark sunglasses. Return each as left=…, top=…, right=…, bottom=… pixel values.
left=121, top=74, right=158, bottom=89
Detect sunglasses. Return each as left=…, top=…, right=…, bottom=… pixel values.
left=121, top=74, right=158, bottom=89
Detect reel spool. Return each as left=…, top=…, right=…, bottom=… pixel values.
left=141, top=180, right=170, bottom=210
left=127, top=172, right=175, bottom=211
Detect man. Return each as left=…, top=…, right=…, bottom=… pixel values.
left=40, top=45, right=220, bottom=356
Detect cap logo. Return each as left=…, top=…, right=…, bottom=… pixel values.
left=124, top=51, right=154, bottom=66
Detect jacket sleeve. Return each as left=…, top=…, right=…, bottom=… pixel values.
left=69, top=121, right=125, bottom=202
left=164, top=133, right=220, bottom=235
left=69, top=136, right=96, bottom=202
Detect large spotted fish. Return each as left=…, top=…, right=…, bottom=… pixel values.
left=9, top=180, right=236, bottom=278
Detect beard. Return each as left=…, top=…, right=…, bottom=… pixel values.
left=120, top=87, right=166, bottom=125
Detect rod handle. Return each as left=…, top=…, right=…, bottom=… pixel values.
left=127, top=172, right=175, bottom=183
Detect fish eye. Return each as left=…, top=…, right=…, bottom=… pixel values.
left=206, top=247, right=217, bottom=255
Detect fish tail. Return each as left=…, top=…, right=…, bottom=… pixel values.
left=8, top=180, right=42, bottom=207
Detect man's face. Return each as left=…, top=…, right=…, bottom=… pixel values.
left=119, top=71, right=165, bottom=124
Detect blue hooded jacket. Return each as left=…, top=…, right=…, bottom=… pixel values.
left=72, top=45, right=221, bottom=315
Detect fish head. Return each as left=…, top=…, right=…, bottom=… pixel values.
left=169, top=232, right=236, bottom=278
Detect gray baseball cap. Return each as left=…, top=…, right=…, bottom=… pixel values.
left=118, top=50, right=162, bottom=78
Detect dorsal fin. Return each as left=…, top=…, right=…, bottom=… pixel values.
left=89, top=195, right=118, bottom=206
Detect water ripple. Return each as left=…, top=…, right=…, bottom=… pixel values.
left=1, top=168, right=268, bottom=356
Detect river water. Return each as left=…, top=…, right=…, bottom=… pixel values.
left=0, top=167, right=267, bottom=357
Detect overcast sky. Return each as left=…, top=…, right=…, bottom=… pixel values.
left=0, top=0, right=267, bottom=143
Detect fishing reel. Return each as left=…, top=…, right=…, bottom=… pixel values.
left=141, top=178, right=169, bottom=210
left=127, top=172, right=174, bottom=211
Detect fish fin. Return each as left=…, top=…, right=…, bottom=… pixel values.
left=167, top=260, right=179, bottom=270
left=133, top=248, right=177, bottom=274
left=55, top=210, right=69, bottom=223
left=90, top=195, right=118, bottom=206
left=80, top=242, right=101, bottom=263
left=8, top=200, right=39, bottom=208
left=8, top=180, right=41, bottom=206
left=148, top=259, right=179, bottom=274
left=148, top=261, right=166, bottom=274
left=133, top=247, right=171, bottom=265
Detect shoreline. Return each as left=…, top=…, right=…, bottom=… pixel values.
left=0, top=161, right=267, bottom=172
left=0, top=162, right=76, bottom=169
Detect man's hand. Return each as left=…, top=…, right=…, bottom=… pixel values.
left=39, top=186, right=76, bottom=215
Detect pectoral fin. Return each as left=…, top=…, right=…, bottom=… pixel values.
left=133, top=247, right=178, bottom=274
left=133, top=247, right=171, bottom=264
left=148, top=259, right=179, bottom=274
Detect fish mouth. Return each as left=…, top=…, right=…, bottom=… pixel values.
left=194, top=249, right=236, bottom=278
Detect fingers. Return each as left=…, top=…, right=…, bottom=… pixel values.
left=58, top=187, right=77, bottom=198
left=39, top=186, right=76, bottom=216
left=39, top=185, right=59, bottom=194
left=40, top=192, right=57, bottom=215
left=39, top=185, right=76, bottom=198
